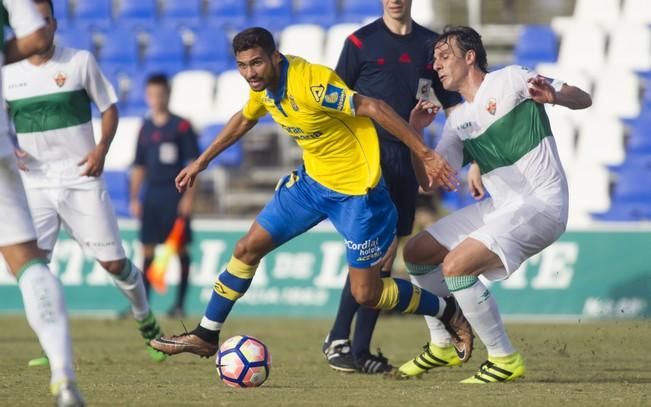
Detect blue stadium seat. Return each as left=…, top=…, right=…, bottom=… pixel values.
left=595, top=168, right=651, bottom=221
left=625, top=115, right=651, bottom=153
left=144, top=28, right=186, bottom=75
left=628, top=114, right=651, bottom=135
left=55, top=27, right=94, bottom=52
left=99, top=27, right=140, bottom=71
left=340, top=0, right=382, bottom=23
left=641, top=83, right=651, bottom=112
left=207, top=0, right=249, bottom=31
left=52, top=0, right=70, bottom=29
left=612, top=170, right=651, bottom=201
left=514, top=25, right=558, bottom=68
left=593, top=201, right=651, bottom=221
left=251, top=0, right=293, bottom=33
left=122, top=71, right=149, bottom=116
left=188, top=26, right=232, bottom=73
left=609, top=152, right=651, bottom=175
left=619, top=153, right=651, bottom=169
left=161, top=0, right=202, bottom=29
left=627, top=134, right=651, bottom=155
left=200, top=125, right=244, bottom=168
left=103, top=170, right=131, bottom=218
left=116, top=0, right=157, bottom=30
left=74, top=0, right=112, bottom=31
left=101, top=69, right=125, bottom=103
left=294, top=0, right=338, bottom=27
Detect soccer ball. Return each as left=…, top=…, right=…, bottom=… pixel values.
left=216, top=335, right=271, bottom=388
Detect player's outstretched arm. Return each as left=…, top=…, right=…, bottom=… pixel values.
left=528, top=75, right=592, bottom=110
left=354, top=94, right=459, bottom=191
left=175, top=110, right=256, bottom=192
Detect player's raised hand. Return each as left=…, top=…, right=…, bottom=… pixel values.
left=422, top=149, right=459, bottom=191
left=409, top=99, right=440, bottom=131
left=78, top=145, right=108, bottom=177
left=527, top=75, right=556, bottom=105
left=175, top=159, right=206, bottom=192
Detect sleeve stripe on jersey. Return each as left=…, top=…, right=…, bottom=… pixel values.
left=348, top=34, right=363, bottom=49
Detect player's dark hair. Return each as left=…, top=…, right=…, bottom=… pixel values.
left=34, top=0, right=54, bottom=16
left=146, top=73, right=170, bottom=90
left=436, top=26, right=488, bottom=73
left=232, top=27, right=276, bottom=57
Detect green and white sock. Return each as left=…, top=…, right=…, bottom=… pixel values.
left=111, top=260, right=149, bottom=321
left=445, top=275, right=514, bottom=357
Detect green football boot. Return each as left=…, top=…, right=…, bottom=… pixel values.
left=28, top=352, right=49, bottom=367
left=137, top=310, right=167, bottom=362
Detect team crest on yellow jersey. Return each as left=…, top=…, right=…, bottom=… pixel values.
left=53, top=71, right=67, bottom=87
left=310, top=85, right=324, bottom=102
left=486, top=97, right=497, bottom=115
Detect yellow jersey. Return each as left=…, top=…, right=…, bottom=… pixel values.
left=242, top=55, right=381, bottom=195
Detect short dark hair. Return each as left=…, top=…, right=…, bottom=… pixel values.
left=436, top=26, right=488, bottom=73
left=146, top=73, right=170, bottom=89
left=34, top=0, right=54, bottom=15
left=232, top=27, right=276, bottom=56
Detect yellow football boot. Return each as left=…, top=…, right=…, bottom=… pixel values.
left=397, top=342, right=462, bottom=378
left=461, top=352, right=526, bottom=383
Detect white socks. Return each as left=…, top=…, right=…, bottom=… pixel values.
left=111, top=261, right=149, bottom=321
left=408, top=265, right=453, bottom=347
left=449, top=278, right=514, bottom=357
left=200, top=316, right=222, bottom=332
left=18, top=261, right=75, bottom=385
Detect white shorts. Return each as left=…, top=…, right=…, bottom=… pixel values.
left=426, top=198, right=566, bottom=281
left=25, top=185, right=126, bottom=261
left=0, top=156, right=38, bottom=246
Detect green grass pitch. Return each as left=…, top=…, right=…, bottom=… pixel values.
left=1, top=316, right=649, bottom=406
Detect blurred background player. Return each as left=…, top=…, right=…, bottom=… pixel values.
left=3, top=0, right=166, bottom=366
left=0, top=0, right=84, bottom=405
left=403, top=26, right=592, bottom=383
left=150, top=27, right=473, bottom=359
left=130, top=73, right=199, bottom=318
left=322, top=0, right=462, bottom=374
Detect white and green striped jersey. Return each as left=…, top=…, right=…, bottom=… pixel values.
left=0, top=0, right=46, bottom=157
left=3, top=46, right=118, bottom=188
left=437, top=65, right=569, bottom=224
